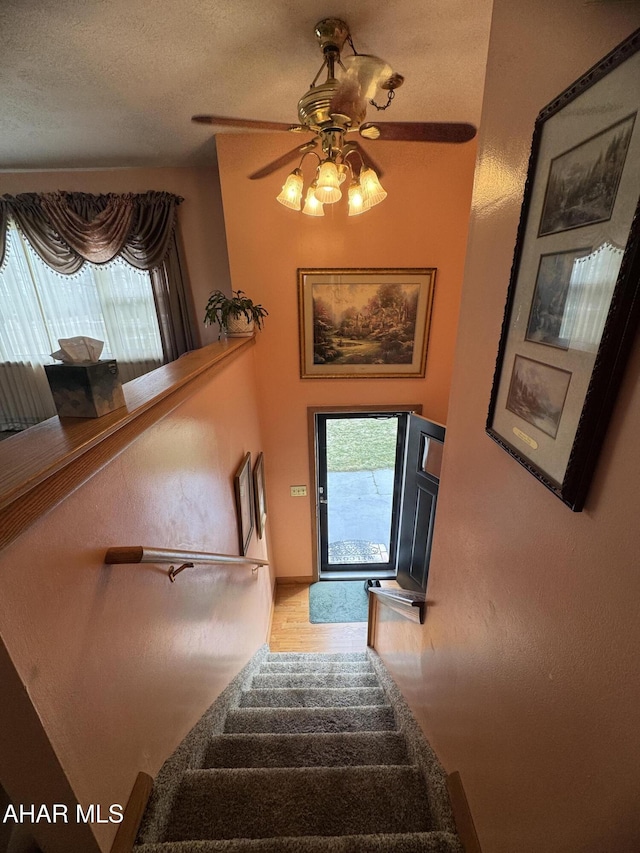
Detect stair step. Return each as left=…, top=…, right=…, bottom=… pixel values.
left=203, top=731, right=409, bottom=768
left=165, top=766, right=432, bottom=842
left=260, top=660, right=373, bottom=674
left=136, top=830, right=464, bottom=852
left=239, top=687, right=388, bottom=708
left=251, top=672, right=379, bottom=689
left=224, top=705, right=396, bottom=734
left=134, top=651, right=462, bottom=852
left=265, top=652, right=369, bottom=662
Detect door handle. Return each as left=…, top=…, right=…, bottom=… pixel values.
left=319, top=498, right=327, bottom=505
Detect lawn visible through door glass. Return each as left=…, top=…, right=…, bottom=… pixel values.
left=325, top=417, right=398, bottom=564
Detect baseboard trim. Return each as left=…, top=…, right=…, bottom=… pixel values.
left=266, top=576, right=276, bottom=640
left=447, top=770, right=482, bottom=853
left=276, top=576, right=313, bottom=584
left=110, top=771, right=153, bottom=853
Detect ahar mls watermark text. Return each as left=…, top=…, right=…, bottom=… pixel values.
left=3, top=804, right=124, bottom=824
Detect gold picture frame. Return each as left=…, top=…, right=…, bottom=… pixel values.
left=298, top=268, right=436, bottom=379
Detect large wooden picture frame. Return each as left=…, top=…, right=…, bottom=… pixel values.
left=233, top=452, right=254, bottom=555
left=298, top=268, right=436, bottom=379
left=487, top=30, right=640, bottom=511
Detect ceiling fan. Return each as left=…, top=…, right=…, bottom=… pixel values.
left=192, top=18, right=477, bottom=214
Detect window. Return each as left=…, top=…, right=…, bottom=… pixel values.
left=0, top=223, right=164, bottom=431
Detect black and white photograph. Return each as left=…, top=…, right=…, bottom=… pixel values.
left=525, top=249, right=591, bottom=348
left=506, top=355, right=572, bottom=439
left=538, top=113, right=635, bottom=237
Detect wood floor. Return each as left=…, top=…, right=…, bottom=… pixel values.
left=269, top=583, right=368, bottom=653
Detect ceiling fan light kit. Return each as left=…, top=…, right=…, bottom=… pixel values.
left=275, top=168, right=304, bottom=210
left=314, top=161, right=342, bottom=203
left=193, top=17, right=477, bottom=218
left=359, top=166, right=387, bottom=206
left=347, top=179, right=366, bottom=217
left=303, top=182, right=325, bottom=217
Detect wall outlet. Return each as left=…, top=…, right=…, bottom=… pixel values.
left=290, top=485, right=307, bottom=497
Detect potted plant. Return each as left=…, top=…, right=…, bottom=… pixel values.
left=203, top=289, right=268, bottom=338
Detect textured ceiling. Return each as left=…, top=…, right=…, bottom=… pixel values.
left=0, top=0, right=493, bottom=171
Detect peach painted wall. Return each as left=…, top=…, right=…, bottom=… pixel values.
left=375, top=6, right=640, bottom=853
left=0, top=166, right=232, bottom=347
left=0, top=348, right=273, bottom=852
left=216, top=133, right=478, bottom=578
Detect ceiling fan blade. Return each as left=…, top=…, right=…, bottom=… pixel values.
left=248, top=142, right=318, bottom=180
left=359, top=122, right=477, bottom=143
left=192, top=115, right=308, bottom=133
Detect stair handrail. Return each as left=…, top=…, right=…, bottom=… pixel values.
left=368, top=586, right=426, bottom=613
left=367, top=585, right=426, bottom=647
left=104, top=546, right=269, bottom=583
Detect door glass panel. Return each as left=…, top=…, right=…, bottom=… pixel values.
left=325, top=416, right=398, bottom=565
left=421, top=436, right=444, bottom=480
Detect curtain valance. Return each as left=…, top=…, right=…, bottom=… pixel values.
left=0, top=191, right=183, bottom=274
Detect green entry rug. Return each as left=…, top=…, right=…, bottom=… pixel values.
left=309, top=581, right=369, bottom=624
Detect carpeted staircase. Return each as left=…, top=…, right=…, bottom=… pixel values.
left=135, top=649, right=463, bottom=853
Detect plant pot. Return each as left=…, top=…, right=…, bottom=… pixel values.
left=225, top=315, right=255, bottom=337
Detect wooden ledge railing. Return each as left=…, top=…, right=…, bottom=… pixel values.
left=0, top=338, right=254, bottom=552
left=105, top=546, right=269, bottom=583
left=367, top=585, right=426, bottom=647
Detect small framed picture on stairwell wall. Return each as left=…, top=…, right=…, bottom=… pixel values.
left=253, top=452, right=267, bottom=539
left=234, top=452, right=254, bottom=555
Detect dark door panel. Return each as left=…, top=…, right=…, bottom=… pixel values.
left=406, top=488, right=437, bottom=590
left=396, top=414, right=445, bottom=592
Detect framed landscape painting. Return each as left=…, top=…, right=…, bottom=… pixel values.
left=525, top=249, right=592, bottom=349
left=298, top=268, right=436, bottom=379
left=234, top=452, right=254, bottom=555
left=486, top=30, right=640, bottom=511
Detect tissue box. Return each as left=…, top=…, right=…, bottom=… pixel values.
left=44, top=360, right=125, bottom=418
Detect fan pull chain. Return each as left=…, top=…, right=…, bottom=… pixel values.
left=370, top=89, right=395, bottom=111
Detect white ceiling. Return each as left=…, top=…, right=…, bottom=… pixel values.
left=0, top=0, right=494, bottom=171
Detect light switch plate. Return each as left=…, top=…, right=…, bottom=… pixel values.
left=290, top=485, right=307, bottom=497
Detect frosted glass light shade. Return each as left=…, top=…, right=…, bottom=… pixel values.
left=314, top=161, right=342, bottom=204
left=276, top=169, right=304, bottom=210
left=347, top=180, right=368, bottom=216
left=302, top=184, right=325, bottom=217
left=360, top=167, right=387, bottom=207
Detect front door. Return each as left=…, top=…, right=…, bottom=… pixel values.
left=396, top=414, right=445, bottom=592
left=315, top=411, right=409, bottom=580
